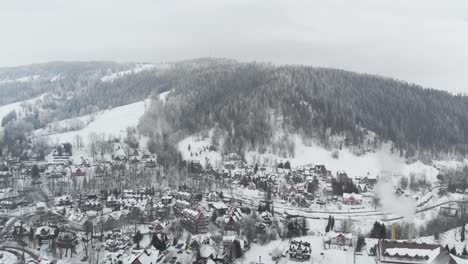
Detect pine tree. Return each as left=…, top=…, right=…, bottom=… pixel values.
left=370, top=222, right=382, bottom=239
left=325, top=215, right=332, bottom=233
left=463, top=246, right=468, bottom=256
left=450, top=246, right=457, bottom=255
left=380, top=224, right=387, bottom=239
left=461, top=225, right=465, bottom=242
left=133, top=230, right=143, bottom=249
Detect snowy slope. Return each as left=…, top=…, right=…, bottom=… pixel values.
left=177, top=130, right=440, bottom=180
left=177, top=130, right=222, bottom=168
left=100, top=63, right=169, bottom=82
left=34, top=100, right=150, bottom=145
left=0, top=93, right=46, bottom=122
left=0, top=74, right=40, bottom=85
left=245, top=135, right=440, bottom=180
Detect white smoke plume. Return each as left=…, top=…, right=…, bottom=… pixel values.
left=375, top=175, right=416, bottom=221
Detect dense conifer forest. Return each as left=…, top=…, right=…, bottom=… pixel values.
left=2, top=58, right=468, bottom=158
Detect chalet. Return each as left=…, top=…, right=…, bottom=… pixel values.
left=343, top=193, right=362, bottom=205
left=207, top=192, right=220, bottom=202
left=323, top=231, right=352, bottom=247
left=161, top=195, right=173, bottom=205
left=13, top=221, right=29, bottom=238
left=181, top=208, right=210, bottom=234
left=35, top=225, right=59, bottom=241
left=56, top=230, right=78, bottom=249
left=36, top=201, right=46, bottom=211
left=112, top=145, right=127, bottom=161
left=149, top=221, right=167, bottom=234
left=224, top=207, right=242, bottom=232
left=71, top=167, right=86, bottom=177
left=50, top=143, right=72, bottom=165
left=68, top=213, right=93, bottom=232
left=358, top=184, right=368, bottom=193
left=145, top=155, right=157, bottom=168
left=94, top=214, right=120, bottom=233
left=223, top=235, right=248, bottom=258
left=209, top=202, right=228, bottom=216
left=174, top=199, right=190, bottom=214
left=289, top=240, right=311, bottom=261
left=360, top=174, right=378, bottom=186
left=375, top=240, right=443, bottom=264
left=129, top=149, right=141, bottom=163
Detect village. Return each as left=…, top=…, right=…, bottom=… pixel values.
left=1, top=141, right=468, bottom=264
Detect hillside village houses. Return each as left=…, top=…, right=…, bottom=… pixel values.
left=0, top=138, right=432, bottom=264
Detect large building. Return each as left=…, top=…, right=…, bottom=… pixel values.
left=376, top=240, right=448, bottom=264
left=180, top=208, right=210, bottom=234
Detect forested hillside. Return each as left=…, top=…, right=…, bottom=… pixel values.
left=138, top=59, right=468, bottom=159
left=2, top=58, right=468, bottom=161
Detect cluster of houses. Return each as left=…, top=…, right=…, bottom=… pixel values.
left=1, top=142, right=400, bottom=264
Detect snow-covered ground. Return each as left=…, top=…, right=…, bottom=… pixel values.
left=246, top=136, right=440, bottom=180
left=100, top=63, right=170, bottom=82
left=0, top=251, right=18, bottom=264
left=241, top=235, right=375, bottom=264
left=0, top=93, right=46, bottom=122
left=0, top=74, right=40, bottom=85
left=33, top=99, right=150, bottom=145
left=177, top=130, right=223, bottom=168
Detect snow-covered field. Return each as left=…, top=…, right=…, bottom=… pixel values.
left=241, top=235, right=375, bottom=264
left=177, top=130, right=223, bottom=168
left=246, top=135, right=441, bottom=180
left=0, top=93, right=46, bottom=122
left=34, top=99, right=150, bottom=145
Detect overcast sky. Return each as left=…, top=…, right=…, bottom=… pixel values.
left=0, top=0, right=467, bottom=93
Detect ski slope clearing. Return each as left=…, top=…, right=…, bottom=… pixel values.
left=0, top=94, right=46, bottom=122
left=246, top=135, right=440, bottom=180
left=177, top=131, right=222, bottom=168
left=34, top=100, right=150, bottom=145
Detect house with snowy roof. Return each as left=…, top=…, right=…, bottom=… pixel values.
left=289, top=240, right=311, bottom=261
left=126, top=249, right=162, bottom=264
left=375, top=240, right=444, bottom=264
left=181, top=208, right=210, bottom=234
left=343, top=192, right=363, bottom=205
left=323, top=231, right=353, bottom=247
left=224, top=207, right=243, bottom=232
left=209, top=202, right=228, bottom=216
